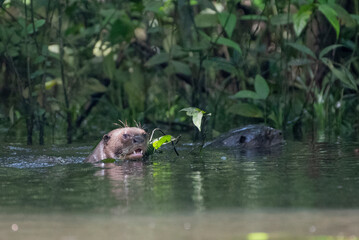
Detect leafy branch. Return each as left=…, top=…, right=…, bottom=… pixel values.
left=148, top=128, right=181, bottom=156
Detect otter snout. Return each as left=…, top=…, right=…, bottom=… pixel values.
left=133, top=135, right=145, bottom=143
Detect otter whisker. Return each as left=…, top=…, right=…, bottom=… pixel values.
left=114, top=120, right=128, bottom=128
left=133, top=120, right=142, bottom=129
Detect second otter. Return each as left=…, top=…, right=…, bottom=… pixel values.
left=204, top=125, right=283, bottom=149
left=86, top=127, right=148, bottom=163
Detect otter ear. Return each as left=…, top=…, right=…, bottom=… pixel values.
left=239, top=136, right=246, bottom=143
left=103, top=134, right=111, bottom=145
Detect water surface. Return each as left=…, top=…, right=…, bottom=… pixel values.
left=1, top=138, right=359, bottom=239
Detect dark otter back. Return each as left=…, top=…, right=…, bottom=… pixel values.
left=205, top=125, right=283, bottom=149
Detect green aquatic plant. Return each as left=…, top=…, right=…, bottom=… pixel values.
left=101, top=158, right=116, bottom=163
left=147, top=128, right=180, bottom=156
left=152, top=135, right=174, bottom=150
left=180, top=107, right=211, bottom=132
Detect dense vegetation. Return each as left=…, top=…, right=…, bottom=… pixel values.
left=0, top=0, right=358, bottom=145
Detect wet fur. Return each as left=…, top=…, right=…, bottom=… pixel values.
left=86, top=127, right=148, bottom=163
left=204, top=125, right=283, bottom=149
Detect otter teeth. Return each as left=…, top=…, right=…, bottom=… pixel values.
left=133, top=150, right=143, bottom=155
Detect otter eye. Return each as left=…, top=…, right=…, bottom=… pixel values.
left=122, top=134, right=130, bottom=139
left=239, top=136, right=246, bottom=143
left=143, top=133, right=147, bottom=138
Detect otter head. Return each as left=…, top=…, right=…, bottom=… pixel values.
left=237, top=126, right=283, bottom=148
left=264, top=128, right=283, bottom=147
left=102, top=127, right=148, bottom=160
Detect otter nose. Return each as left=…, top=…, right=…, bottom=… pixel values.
left=133, top=135, right=145, bottom=143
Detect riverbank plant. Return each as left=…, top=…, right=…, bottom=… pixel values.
left=0, top=0, right=358, bottom=144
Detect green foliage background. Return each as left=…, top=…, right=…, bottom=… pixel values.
left=0, top=0, right=358, bottom=144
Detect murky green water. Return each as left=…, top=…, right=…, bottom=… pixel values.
left=1, top=137, right=359, bottom=240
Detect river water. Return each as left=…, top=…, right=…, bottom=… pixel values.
left=0, top=136, right=359, bottom=240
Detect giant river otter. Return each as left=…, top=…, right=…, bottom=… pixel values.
left=204, top=125, right=283, bottom=149
left=86, top=125, right=282, bottom=162
left=86, top=127, right=148, bottom=163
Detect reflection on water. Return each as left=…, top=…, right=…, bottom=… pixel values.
left=1, top=210, right=359, bottom=240
left=0, top=138, right=359, bottom=239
